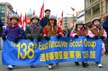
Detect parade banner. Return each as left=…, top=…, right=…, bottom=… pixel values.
left=2, top=36, right=102, bottom=66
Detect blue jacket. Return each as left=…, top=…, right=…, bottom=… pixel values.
left=103, top=21, right=108, bottom=34
left=39, top=17, right=49, bottom=28
left=2, top=25, right=24, bottom=41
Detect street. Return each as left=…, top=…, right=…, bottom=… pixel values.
left=0, top=50, right=108, bottom=71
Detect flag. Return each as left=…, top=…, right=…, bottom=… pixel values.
left=33, top=10, right=35, bottom=15
left=23, top=13, right=27, bottom=30
left=39, top=3, right=44, bottom=19
left=71, top=7, right=75, bottom=11
left=59, top=11, right=63, bottom=28
left=19, top=14, right=23, bottom=28
left=23, top=13, right=27, bottom=23
left=15, top=10, right=18, bottom=14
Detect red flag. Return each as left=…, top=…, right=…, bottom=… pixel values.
left=15, top=10, right=18, bottom=14
left=33, top=10, right=35, bottom=15
left=22, top=14, right=27, bottom=30
left=71, top=7, right=75, bottom=11
left=23, top=14, right=27, bottom=23
left=19, top=14, right=23, bottom=27
left=61, top=11, right=63, bottom=17
left=39, top=3, right=44, bottom=19
left=59, top=11, right=63, bottom=28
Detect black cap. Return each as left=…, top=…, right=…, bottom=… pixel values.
left=44, top=9, right=51, bottom=13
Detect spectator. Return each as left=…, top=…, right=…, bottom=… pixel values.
left=39, top=9, right=51, bottom=28
left=103, top=16, right=108, bottom=54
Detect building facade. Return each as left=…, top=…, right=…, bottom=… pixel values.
left=85, top=0, right=108, bottom=23
left=61, top=17, right=77, bottom=30
left=0, top=2, right=14, bottom=24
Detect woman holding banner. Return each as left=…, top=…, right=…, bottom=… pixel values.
left=24, top=15, right=42, bottom=68
left=87, top=17, right=107, bottom=68
left=70, top=19, right=89, bottom=68
left=24, top=15, right=42, bottom=42
left=43, top=15, right=64, bottom=70
left=2, top=13, right=24, bottom=70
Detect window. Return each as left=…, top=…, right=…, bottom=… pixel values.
left=85, top=9, right=91, bottom=19
left=85, top=0, right=92, bottom=8
left=92, top=4, right=100, bottom=17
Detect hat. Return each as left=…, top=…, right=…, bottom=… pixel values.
left=49, top=15, right=57, bottom=20
left=92, top=17, right=100, bottom=23
left=31, top=15, right=39, bottom=21
left=10, top=13, right=19, bottom=21
left=76, top=19, right=84, bottom=25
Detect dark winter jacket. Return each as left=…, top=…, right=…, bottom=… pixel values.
left=30, top=23, right=42, bottom=38
left=2, top=24, right=24, bottom=41
left=103, top=21, right=108, bottom=34
left=39, top=17, right=49, bottom=28
left=24, top=23, right=42, bottom=38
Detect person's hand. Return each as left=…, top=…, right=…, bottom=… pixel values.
left=44, top=36, right=50, bottom=41
left=15, top=38, right=19, bottom=43
left=86, top=35, right=89, bottom=38
left=100, top=36, right=105, bottom=40
left=94, top=36, right=99, bottom=39
left=74, top=35, right=78, bottom=38
left=30, top=37, right=34, bottom=41
left=57, top=34, right=62, bottom=39
left=37, top=36, right=42, bottom=41
left=2, top=36, right=6, bottom=41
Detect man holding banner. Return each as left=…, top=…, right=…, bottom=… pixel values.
left=43, top=15, right=64, bottom=69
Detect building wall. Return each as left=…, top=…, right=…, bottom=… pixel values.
left=0, top=2, right=14, bottom=24
left=0, top=4, right=5, bottom=24
left=106, top=0, right=108, bottom=15
left=85, top=0, right=108, bottom=23
left=62, top=17, right=77, bottom=30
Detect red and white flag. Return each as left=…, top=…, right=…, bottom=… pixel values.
left=23, top=14, right=27, bottom=30
left=19, top=14, right=23, bottom=28
left=59, top=11, right=63, bottom=28
left=39, top=3, right=44, bottom=19
left=71, top=7, right=75, bottom=11
left=33, top=10, right=35, bottom=15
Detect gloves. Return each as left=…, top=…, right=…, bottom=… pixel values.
left=100, top=36, right=105, bottom=40
left=67, top=33, right=70, bottom=37
left=24, top=36, right=31, bottom=39
left=86, top=35, right=90, bottom=38
left=15, top=38, right=19, bottom=43
left=74, top=35, right=78, bottom=38
left=44, top=36, right=50, bottom=41
left=94, top=36, right=99, bottom=39
left=57, top=34, right=62, bottom=39
left=37, top=36, right=42, bottom=41
left=30, top=37, right=34, bottom=41
left=2, top=36, right=6, bottom=41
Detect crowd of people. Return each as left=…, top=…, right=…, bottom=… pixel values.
left=0, top=9, right=108, bottom=70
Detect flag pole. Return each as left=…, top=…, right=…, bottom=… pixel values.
left=43, top=0, right=44, bottom=17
